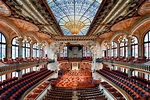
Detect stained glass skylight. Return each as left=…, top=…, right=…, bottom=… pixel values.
left=46, top=0, right=102, bottom=36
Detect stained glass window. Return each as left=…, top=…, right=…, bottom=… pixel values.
left=120, top=39, right=128, bottom=57
left=22, top=42, right=30, bottom=58
left=0, top=32, right=6, bottom=59
left=108, top=49, right=111, bottom=57
left=12, top=37, right=19, bottom=59
left=131, top=36, right=138, bottom=58
left=58, top=46, right=67, bottom=57
left=46, top=0, right=102, bottom=36
left=112, top=42, right=117, bottom=57
left=144, top=31, right=150, bottom=59
left=33, top=43, right=39, bottom=57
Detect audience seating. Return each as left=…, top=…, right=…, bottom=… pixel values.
left=97, top=68, right=150, bottom=100
left=43, top=87, right=106, bottom=100
left=0, top=68, right=53, bottom=100
left=2, top=57, right=49, bottom=64
left=100, top=56, right=147, bottom=64
left=26, top=82, right=49, bottom=99
left=101, top=82, right=125, bottom=100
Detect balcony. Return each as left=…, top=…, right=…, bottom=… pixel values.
left=97, top=59, right=150, bottom=73
left=0, top=58, right=54, bottom=75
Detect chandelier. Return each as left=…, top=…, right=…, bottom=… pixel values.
left=64, top=21, right=85, bottom=35
left=104, top=41, right=111, bottom=48
left=118, top=35, right=128, bottom=43
left=118, top=35, right=135, bottom=43
left=22, top=36, right=32, bottom=44
left=16, top=36, right=32, bottom=44
left=38, top=42, right=46, bottom=49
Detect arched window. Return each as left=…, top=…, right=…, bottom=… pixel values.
left=64, top=47, right=68, bottom=57
left=144, top=31, right=150, bottom=59
left=83, top=47, right=86, bottom=57
left=0, top=32, right=6, bottom=59
left=22, top=42, right=30, bottom=58
left=39, top=48, right=43, bottom=57
left=120, top=39, right=128, bottom=57
left=33, top=43, right=39, bottom=57
left=108, top=47, right=111, bottom=57
left=131, top=36, right=138, bottom=58
left=58, top=46, right=67, bottom=57
left=12, top=37, right=19, bottom=59
left=112, top=42, right=117, bottom=57
left=83, top=47, right=91, bottom=57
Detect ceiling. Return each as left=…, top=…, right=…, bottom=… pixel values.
left=46, top=0, right=102, bottom=36
left=1, top=0, right=146, bottom=41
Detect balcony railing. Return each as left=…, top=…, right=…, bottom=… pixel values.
left=0, top=60, right=49, bottom=75
left=99, top=60, right=150, bottom=72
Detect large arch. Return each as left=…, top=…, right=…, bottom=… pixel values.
left=109, top=30, right=128, bottom=43
left=22, top=31, right=40, bottom=43
left=130, top=14, right=150, bottom=36
left=0, top=16, right=22, bottom=36
left=0, top=25, right=10, bottom=44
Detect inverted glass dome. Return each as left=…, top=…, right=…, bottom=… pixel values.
left=46, top=0, right=102, bottom=36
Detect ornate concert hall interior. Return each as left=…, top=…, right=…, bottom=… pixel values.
left=0, top=0, right=150, bottom=100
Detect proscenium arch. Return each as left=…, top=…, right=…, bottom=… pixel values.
left=0, top=16, right=22, bottom=37
left=22, top=31, right=40, bottom=43
left=130, top=14, right=150, bottom=36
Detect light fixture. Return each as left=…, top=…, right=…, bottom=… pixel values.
left=15, top=36, right=32, bottom=44
left=104, top=41, right=111, bottom=48
left=22, top=36, right=32, bottom=44
left=118, top=35, right=135, bottom=44
left=38, top=42, right=46, bottom=49
left=118, top=35, right=128, bottom=43
left=64, top=21, right=85, bottom=35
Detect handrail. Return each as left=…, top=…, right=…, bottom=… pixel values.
left=0, top=61, right=48, bottom=75
left=102, top=60, right=150, bottom=73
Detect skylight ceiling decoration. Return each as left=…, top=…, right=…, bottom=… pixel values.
left=46, top=0, right=102, bottom=36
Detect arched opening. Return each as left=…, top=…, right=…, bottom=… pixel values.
left=131, top=36, right=138, bottom=58
left=0, top=32, right=6, bottom=59
left=11, top=37, right=19, bottom=59
left=144, top=31, right=150, bottom=59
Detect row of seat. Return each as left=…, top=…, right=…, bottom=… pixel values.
left=1, top=57, right=49, bottom=64
left=77, top=87, right=105, bottom=100
left=0, top=71, right=37, bottom=93
left=43, top=87, right=73, bottom=100
left=0, top=68, right=53, bottom=100
left=97, top=68, right=150, bottom=100
left=131, top=76, right=150, bottom=85
left=101, top=82, right=125, bottom=100
left=43, top=87, right=107, bottom=100
left=100, top=56, right=147, bottom=63
left=26, top=82, right=50, bottom=99
left=111, top=69, right=150, bottom=92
